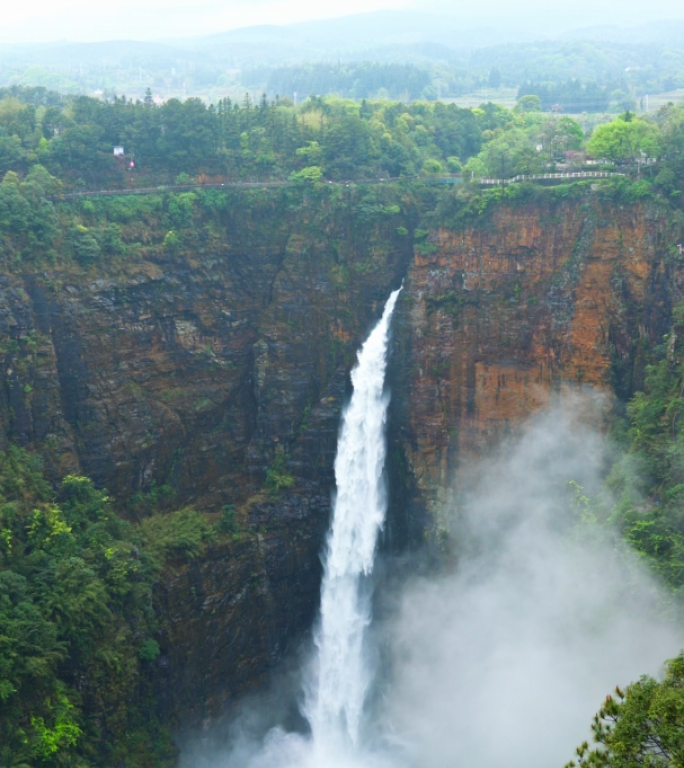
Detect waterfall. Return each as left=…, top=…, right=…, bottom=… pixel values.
left=305, top=287, right=402, bottom=755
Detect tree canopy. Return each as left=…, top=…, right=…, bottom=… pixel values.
left=587, top=113, right=661, bottom=162
left=0, top=87, right=489, bottom=187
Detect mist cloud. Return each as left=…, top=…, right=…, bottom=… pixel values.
left=183, top=399, right=683, bottom=768
left=381, top=404, right=682, bottom=768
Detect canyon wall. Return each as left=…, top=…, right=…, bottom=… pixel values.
left=0, top=189, right=411, bottom=723
left=388, top=194, right=676, bottom=536
left=0, top=186, right=678, bottom=724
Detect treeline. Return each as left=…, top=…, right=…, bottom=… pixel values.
left=0, top=86, right=489, bottom=187
left=0, top=85, right=64, bottom=108
left=470, top=40, right=684, bottom=97
left=4, top=38, right=684, bottom=107
left=517, top=80, right=611, bottom=113
left=2, top=85, right=684, bottom=197
left=242, top=62, right=433, bottom=101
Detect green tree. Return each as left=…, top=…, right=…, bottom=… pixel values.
left=539, top=116, right=585, bottom=161
left=422, top=158, right=443, bottom=175
left=156, top=98, right=216, bottom=172
left=68, top=224, right=101, bottom=264
left=0, top=165, right=60, bottom=259
left=655, top=104, right=684, bottom=193
left=488, top=67, right=502, bottom=89
left=464, top=126, right=544, bottom=179
left=514, top=94, right=543, bottom=114
left=567, top=654, right=684, bottom=768
left=289, top=165, right=323, bottom=183
left=322, top=112, right=376, bottom=179
left=0, top=135, right=26, bottom=173
left=587, top=114, right=661, bottom=163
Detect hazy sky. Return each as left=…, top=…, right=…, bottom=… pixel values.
left=3, top=0, right=684, bottom=45
left=3, top=0, right=405, bottom=44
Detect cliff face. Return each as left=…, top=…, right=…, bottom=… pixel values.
left=0, top=188, right=677, bottom=725
left=0, top=189, right=411, bottom=722
left=388, top=197, right=674, bottom=533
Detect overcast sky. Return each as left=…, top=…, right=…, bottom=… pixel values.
left=3, top=0, right=684, bottom=45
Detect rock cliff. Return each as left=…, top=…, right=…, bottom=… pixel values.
left=0, top=188, right=411, bottom=723
left=388, top=195, right=677, bottom=535
left=0, top=186, right=678, bottom=725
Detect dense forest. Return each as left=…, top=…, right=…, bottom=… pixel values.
left=2, top=81, right=684, bottom=767
left=469, top=41, right=684, bottom=96
left=0, top=85, right=484, bottom=186
left=241, top=62, right=434, bottom=101
left=0, top=84, right=683, bottom=194
left=242, top=42, right=684, bottom=107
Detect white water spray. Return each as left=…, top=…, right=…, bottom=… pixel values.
left=305, top=287, right=402, bottom=756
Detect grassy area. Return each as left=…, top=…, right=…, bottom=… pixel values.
left=442, top=87, right=519, bottom=109
left=646, top=88, right=684, bottom=112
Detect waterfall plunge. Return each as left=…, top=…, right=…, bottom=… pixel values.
left=216, top=289, right=403, bottom=768
left=190, top=286, right=684, bottom=768
left=305, top=287, right=402, bottom=757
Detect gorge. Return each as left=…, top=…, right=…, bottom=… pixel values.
left=2, top=177, right=683, bottom=765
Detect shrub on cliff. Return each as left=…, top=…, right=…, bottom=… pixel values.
left=266, top=446, right=295, bottom=495
left=139, top=508, right=215, bottom=563
left=67, top=223, right=101, bottom=264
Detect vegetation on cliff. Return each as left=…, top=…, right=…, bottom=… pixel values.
left=0, top=160, right=413, bottom=766
left=562, top=298, right=684, bottom=767
left=0, top=445, right=229, bottom=768
left=564, top=298, right=684, bottom=596
left=0, top=446, right=166, bottom=766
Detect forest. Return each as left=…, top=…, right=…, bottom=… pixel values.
left=0, top=84, right=683, bottom=193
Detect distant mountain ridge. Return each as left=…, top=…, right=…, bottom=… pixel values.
left=2, top=10, right=684, bottom=70
left=561, top=19, right=684, bottom=44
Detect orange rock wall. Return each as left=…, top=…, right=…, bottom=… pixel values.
left=390, top=198, right=673, bottom=527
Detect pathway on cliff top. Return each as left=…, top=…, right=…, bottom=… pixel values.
left=57, top=170, right=627, bottom=199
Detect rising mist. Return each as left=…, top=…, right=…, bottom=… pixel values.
left=182, top=400, right=683, bottom=768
